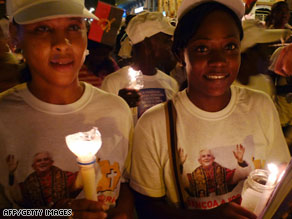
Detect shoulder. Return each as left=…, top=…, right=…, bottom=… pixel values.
left=0, top=83, right=26, bottom=104
left=90, top=85, right=131, bottom=113
left=103, top=66, right=129, bottom=82
left=234, top=85, right=274, bottom=107
left=136, top=102, right=167, bottom=131
left=157, top=70, right=177, bottom=82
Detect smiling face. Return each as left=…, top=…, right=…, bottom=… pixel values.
left=198, top=149, right=215, bottom=168
left=182, top=10, right=241, bottom=110
left=14, top=17, right=87, bottom=89
left=32, top=152, right=53, bottom=174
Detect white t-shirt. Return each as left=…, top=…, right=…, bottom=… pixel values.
left=130, top=86, right=290, bottom=210
left=0, top=82, right=133, bottom=208
left=101, top=66, right=179, bottom=121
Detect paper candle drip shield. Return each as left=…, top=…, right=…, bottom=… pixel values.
left=65, top=127, right=102, bottom=164
left=128, top=67, right=144, bottom=90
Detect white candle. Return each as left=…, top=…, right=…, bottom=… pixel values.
left=66, top=127, right=102, bottom=201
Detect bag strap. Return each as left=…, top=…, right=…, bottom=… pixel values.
left=164, top=99, right=186, bottom=209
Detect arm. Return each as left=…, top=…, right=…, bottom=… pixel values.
left=107, top=183, right=134, bottom=219
left=134, top=190, right=256, bottom=219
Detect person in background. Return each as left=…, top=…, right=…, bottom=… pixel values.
left=0, top=17, right=23, bottom=92
left=115, top=14, right=136, bottom=67
left=234, top=18, right=291, bottom=98
left=269, top=44, right=292, bottom=154
left=0, top=0, right=134, bottom=218
left=79, top=40, right=119, bottom=88
left=130, top=0, right=290, bottom=218
left=265, top=1, right=292, bottom=30
left=102, top=12, right=178, bottom=123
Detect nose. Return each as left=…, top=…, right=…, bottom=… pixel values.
left=208, top=49, right=227, bottom=67
left=52, top=31, right=72, bottom=52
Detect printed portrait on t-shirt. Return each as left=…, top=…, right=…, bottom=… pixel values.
left=179, top=136, right=255, bottom=210
left=5, top=151, right=80, bottom=208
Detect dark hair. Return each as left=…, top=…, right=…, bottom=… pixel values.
left=265, top=1, right=289, bottom=28
left=172, top=2, right=243, bottom=59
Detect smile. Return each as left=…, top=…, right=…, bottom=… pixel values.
left=50, top=60, right=73, bottom=65
left=204, top=74, right=229, bottom=80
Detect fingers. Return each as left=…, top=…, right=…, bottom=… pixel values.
left=6, top=154, right=18, bottom=173
left=71, top=199, right=108, bottom=211
left=228, top=202, right=257, bottom=219
left=70, top=199, right=108, bottom=219
left=217, top=202, right=257, bottom=219
left=72, top=210, right=107, bottom=219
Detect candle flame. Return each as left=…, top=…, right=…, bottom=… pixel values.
left=128, top=67, right=144, bottom=90
left=267, top=163, right=279, bottom=186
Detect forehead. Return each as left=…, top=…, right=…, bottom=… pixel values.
left=34, top=152, right=50, bottom=160
left=192, top=10, right=240, bottom=39
left=22, top=17, right=85, bottom=27
left=200, top=150, right=212, bottom=156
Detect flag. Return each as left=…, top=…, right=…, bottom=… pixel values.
left=88, top=1, right=124, bottom=47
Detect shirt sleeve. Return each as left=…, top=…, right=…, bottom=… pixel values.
left=261, top=94, right=291, bottom=164
left=130, top=116, right=166, bottom=198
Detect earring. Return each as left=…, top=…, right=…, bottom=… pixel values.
left=85, top=49, right=90, bottom=56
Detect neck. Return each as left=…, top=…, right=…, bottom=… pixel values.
left=27, top=81, right=84, bottom=105
left=133, top=63, right=156, bottom=76
left=187, top=88, right=231, bottom=112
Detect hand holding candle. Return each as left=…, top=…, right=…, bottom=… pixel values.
left=66, top=127, right=102, bottom=201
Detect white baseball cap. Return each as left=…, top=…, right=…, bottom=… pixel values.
left=6, top=0, right=98, bottom=24
left=126, top=12, right=175, bottom=45
left=177, top=0, right=245, bottom=21
left=241, top=19, right=291, bottom=52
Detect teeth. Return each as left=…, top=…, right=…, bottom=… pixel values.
left=206, top=75, right=226, bottom=79
left=51, top=59, right=72, bottom=65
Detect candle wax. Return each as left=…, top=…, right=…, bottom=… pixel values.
left=80, top=164, right=97, bottom=201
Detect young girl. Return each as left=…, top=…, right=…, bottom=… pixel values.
left=130, top=0, right=291, bottom=218
left=0, top=0, right=134, bottom=218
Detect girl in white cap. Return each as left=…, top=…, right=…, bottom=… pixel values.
left=0, top=0, right=134, bottom=218
left=130, top=0, right=290, bottom=218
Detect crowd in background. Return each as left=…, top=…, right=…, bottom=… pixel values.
left=0, top=0, right=292, bottom=218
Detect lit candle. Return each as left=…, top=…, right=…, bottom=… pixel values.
left=128, top=67, right=144, bottom=90
left=241, top=167, right=278, bottom=216
left=66, top=127, right=102, bottom=201
left=266, top=163, right=279, bottom=186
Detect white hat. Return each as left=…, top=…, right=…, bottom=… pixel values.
left=126, top=12, right=175, bottom=45
left=241, top=19, right=291, bottom=52
left=6, top=0, right=98, bottom=24
left=177, top=0, right=245, bottom=21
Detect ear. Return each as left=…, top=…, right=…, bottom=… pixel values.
left=176, top=49, right=186, bottom=67
left=8, top=22, right=21, bottom=52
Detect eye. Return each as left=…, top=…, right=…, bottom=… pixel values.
left=34, top=25, right=51, bottom=33
left=68, top=24, right=81, bottom=31
left=195, top=45, right=208, bottom=53
left=225, top=43, right=238, bottom=51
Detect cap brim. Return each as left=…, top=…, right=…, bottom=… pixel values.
left=241, top=28, right=291, bottom=52
left=14, top=1, right=98, bottom=24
